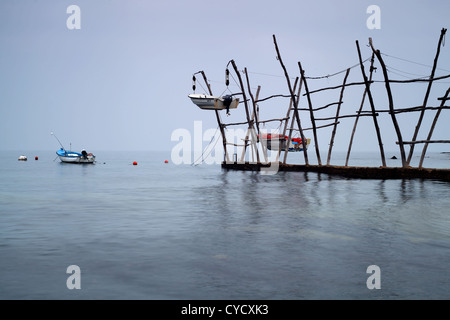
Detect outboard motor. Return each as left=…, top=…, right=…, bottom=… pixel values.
left=222, top=95, right=233, bottom=114
left=81, top=149, right=88, bottom=159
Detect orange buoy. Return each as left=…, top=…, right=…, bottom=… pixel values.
left=133, top=161, right=138, bottom=165
left=164, top=160, right=168, bottom=163
left=35, top=156, right=38, bottom=160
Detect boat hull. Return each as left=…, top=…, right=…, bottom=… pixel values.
left=188, top=94, right=239, bottom=110
left=260, top=134, right=311, bottom=152
left=58, top=155, right=95, bottom=163
left=56, top=149, right=95, bottom=164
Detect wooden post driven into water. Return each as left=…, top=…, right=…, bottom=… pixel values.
left=240, top=84, right=262, bottom=163
left=228, top=60, right=260, bottom=163
left=327, top=68, right=350, bottom=165
left=418, top=87, right=450, bottom=167
left=346, top=53, right=376, bottom=166
left=369, top=38, right=408, bottom=168
left=298, top=61, right=321, bottom=165
left=407, top=28, right=447, bottom=165
left=356, top=40, right=386, bottom=167
left=278, top=78, right=299, bottom=163
left=242, top=68, right=261, bottom=163
left=283, top=79, right=302, bottom=165
left=272, top=35, right=309, bottom=165
left=244, top=68, right=260, bottom=136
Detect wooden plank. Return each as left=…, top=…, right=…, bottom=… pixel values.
left=221, top=162, right=450, bottom=182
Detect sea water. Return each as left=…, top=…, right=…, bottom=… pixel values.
left=1, top=150, right=450, bottom=299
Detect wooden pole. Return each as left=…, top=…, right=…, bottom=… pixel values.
left=299, top=61, right=322, bottom=165
left=243, top=68, right=261, bottom=163
left=327, top=68, right=350, bottom=165
left=372, top=105, right=450, bottom=114
left=301, top=102, right=342, bottom=112
left=244, top=68, right=260, bottom=135
left=199, top=71, right=229, bottom=163
left=346, top=53, right=376, bottom=166
left=306, top=81, right=371, bottom=95
left=356, top=40, right=386, bottom=167
left=284, top=79, right=303, bottom=164
left=401, top=139, right=450, bottom=145
left=254, top=87, right=267, bottom=163
left=407, top=28, right=447, bottom=165
left=369, top=38, right=407, bottom=168
left=418, top=87, right=450, bottom=167
left=240, top=86, right=263, bottom=163
left=278, top=78, right=299, bottom=163
left=229, top=60, right=259, bottom=163
left=315, top=113, right=378, bottom=121
left=272, top=34, right=309, bottom=165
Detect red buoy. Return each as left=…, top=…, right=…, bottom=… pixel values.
left=133, top=161, right=137, bottom=165
left=35, top=156, right=38, bottom=160
left=164, top=160, right=168, bottom=163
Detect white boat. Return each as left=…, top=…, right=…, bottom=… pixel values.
left=188, top=94, right=239, bottom=111
left=56, top=148, right=95, bottom=164
left=18, top=155, right=27, bottom=161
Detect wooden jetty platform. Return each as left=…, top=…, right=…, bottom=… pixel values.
left=222, top=162, right=450, bottom=181
left=189, top=28, right=450, bottom=181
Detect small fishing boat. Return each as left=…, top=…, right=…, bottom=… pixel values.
left=188, top=94, right=239, bottom=111
left=18, top=155, right=27, bottom=161
left=259, top=133, right=311, bottom=152
left=56, top=148, right=95, bottom=163
left=51, top=132, right=95, bottom=164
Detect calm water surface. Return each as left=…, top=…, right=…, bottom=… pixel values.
left=1, top=150, right=450, bottom=299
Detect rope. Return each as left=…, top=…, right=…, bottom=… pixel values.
left=304, top=58, right=370, bottom=79
left=385, top=65, right=429, bottom=79
left=219, top=86, right=233, bottom=97
left=381, top=52, right=450, bottom=73
left=192, top=78, right=210, bottom=95
left=247, top=57, right=370, bottom=80
left=192, top=127, right=220, bottom=166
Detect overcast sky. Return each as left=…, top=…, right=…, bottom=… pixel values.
left=1, top=0, right=449, bottom=155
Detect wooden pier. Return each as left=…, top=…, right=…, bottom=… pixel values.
left=221, top=162, right=450, bottom=181
left=190, top=28, right=450, bottom=181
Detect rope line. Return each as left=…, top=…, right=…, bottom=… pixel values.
left=192, top=127, right=220, bottom=166
left=304, top=58, right=370, bottom=79
left=381, top=52, right=450, bottom=73
left=248, top=57, right=370, bottom=80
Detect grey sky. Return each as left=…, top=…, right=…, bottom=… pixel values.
left=1, top=0, right=449, bottom=154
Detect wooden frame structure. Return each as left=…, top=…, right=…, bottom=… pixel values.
left=191, top=28, right=450, bottom=180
